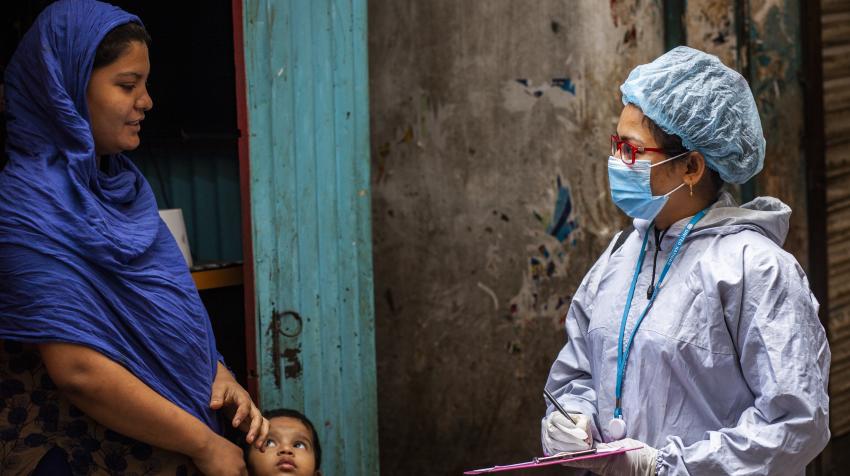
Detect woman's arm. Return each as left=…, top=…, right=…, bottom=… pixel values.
left=38, top=342, right=248, bottom=476
left=658, top=253, right=830, bottom=475
left=544, top=237, right=619, bottom=440
left=545, top=296, right=600, bottom=433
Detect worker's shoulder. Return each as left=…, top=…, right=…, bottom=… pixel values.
left=712, top=228, right=804, bottom=276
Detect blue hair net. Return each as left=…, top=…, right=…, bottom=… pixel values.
left=620, top=46, right=766, bottom=184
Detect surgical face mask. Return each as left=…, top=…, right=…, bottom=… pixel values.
left=607, top=153, right=688, bottom=221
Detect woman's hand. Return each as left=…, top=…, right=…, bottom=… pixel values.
left=192, top=433, right=248, bottom=476
left=209, top=362, right=270, bottom=449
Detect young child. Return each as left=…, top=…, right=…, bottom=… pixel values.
left=246, top=409, right=322, bottom=476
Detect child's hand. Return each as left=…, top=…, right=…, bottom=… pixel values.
left=210, top=362, right=271, bottom=450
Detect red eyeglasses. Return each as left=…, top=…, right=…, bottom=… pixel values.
left=611, top=135, right=666, bottom=165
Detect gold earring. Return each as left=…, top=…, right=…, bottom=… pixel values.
left=689, top=183, right=694, bottom=197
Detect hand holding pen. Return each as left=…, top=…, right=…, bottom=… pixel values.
left=543, top=387, right=577, bottom=424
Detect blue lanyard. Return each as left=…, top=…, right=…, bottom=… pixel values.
left=614, top=208, right=709, bottom=418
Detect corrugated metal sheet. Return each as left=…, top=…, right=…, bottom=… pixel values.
left=240, top=0, right=378, bottom=474
left=132, top=142, right=243, bottom=263
left=824, top=0, right=850, bottom=438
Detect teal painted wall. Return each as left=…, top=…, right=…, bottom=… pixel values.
left=132, top=143, right=243, bottom=264
left=240, top=0, right=378, bottom=474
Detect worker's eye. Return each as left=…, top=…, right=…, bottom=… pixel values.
left=264, top=438, right=277, bottom=448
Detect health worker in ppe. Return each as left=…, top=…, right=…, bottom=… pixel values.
left=540, top=46, right=830, bottom=475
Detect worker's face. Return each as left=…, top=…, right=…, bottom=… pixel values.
left=86, top=41, right=152, bottom=156
left=247, top=417, right=321, bottom=476
left=614, top=104, right=685, bottom=197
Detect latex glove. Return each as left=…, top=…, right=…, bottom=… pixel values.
left=563, top=438, right=659, bottom=476
left=541, top=411, right=593, bottom=455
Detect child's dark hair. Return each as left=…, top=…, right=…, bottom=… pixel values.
left=245, top=408, right=322, bottom=470
left=92, top=22, right=151, bottom=70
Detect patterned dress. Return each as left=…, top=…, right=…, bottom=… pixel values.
left=0, top=341, right=201, bottom=476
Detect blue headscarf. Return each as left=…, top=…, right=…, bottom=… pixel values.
left=0, top=0, right=221, bottom=431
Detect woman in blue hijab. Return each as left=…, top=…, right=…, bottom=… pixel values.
left=0, top=1, right=268, bottom=474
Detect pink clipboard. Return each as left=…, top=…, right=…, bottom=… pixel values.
left=463, top=445, right=643, bottom=474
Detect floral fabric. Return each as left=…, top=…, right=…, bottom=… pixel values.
left=0, top=341, right=200, bottom=476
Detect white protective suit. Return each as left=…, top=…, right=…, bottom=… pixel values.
left=545, top=192, right=830, bottom=475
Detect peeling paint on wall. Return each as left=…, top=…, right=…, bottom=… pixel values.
left=745, top=0, right=808, bottom=267
left=545, top=176, right=578, bottom=243
left=509, top=247, right=575, bottom=322
left=551, top=78, right=576, bottom=95
left=685, top=0, right=738, bottom=68
left=283, top=347, right=302, bottom=379
left=684, top=0, right=807, bottom=273
left=751, top=0, right=785, bottom=24
left=749, top=5, right=796, bottom=113
left=610, top=0, right=652, bottom=54
left=503, top=77, right=577, bottom=112
left=509, top=176, right=581, bottom=320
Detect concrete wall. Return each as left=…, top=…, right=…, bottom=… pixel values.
left=368, top=1, right=808, bottom=474
left=736, top=0, right=808, bottom=266
left=369, top=2, right=664, bottom=473
left=683, top=0, right=808, bottom=267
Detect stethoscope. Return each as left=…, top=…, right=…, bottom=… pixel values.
left=608, top=208, right=709, bottom=440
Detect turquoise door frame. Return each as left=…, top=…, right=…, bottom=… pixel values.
left=236, top=0, right=378, bottom=473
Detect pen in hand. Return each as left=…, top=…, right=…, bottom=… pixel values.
left=543, top=388, right=578, bottom=425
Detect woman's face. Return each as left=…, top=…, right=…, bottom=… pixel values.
left=615, top=104, right=684, bottom=197
left=86, top=41, right=152, bottom=156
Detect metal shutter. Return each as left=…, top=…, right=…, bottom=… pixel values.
left=825, top=0, right=850, bottom=437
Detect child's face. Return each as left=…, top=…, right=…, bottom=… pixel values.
left=247, top=416, right=320, bottom=476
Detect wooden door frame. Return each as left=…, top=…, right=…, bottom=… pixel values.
left=803, top=1, right=827, bottom=327
left=802, top=0, right=828, bottom=474
left=230, top=0, right=259, bottom=400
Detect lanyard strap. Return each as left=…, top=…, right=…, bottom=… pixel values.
left=614, top=208, right=709, bottom=418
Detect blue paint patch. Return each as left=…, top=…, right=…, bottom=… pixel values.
left=516, top=78, right=576, bottom=98
left=530, top=257, right=544, bottom=282
left=546, top=176, right=578, bottom=242
left=758, top=54, right=771, bottom=67
left=551, top=78, right=576, bottom=95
